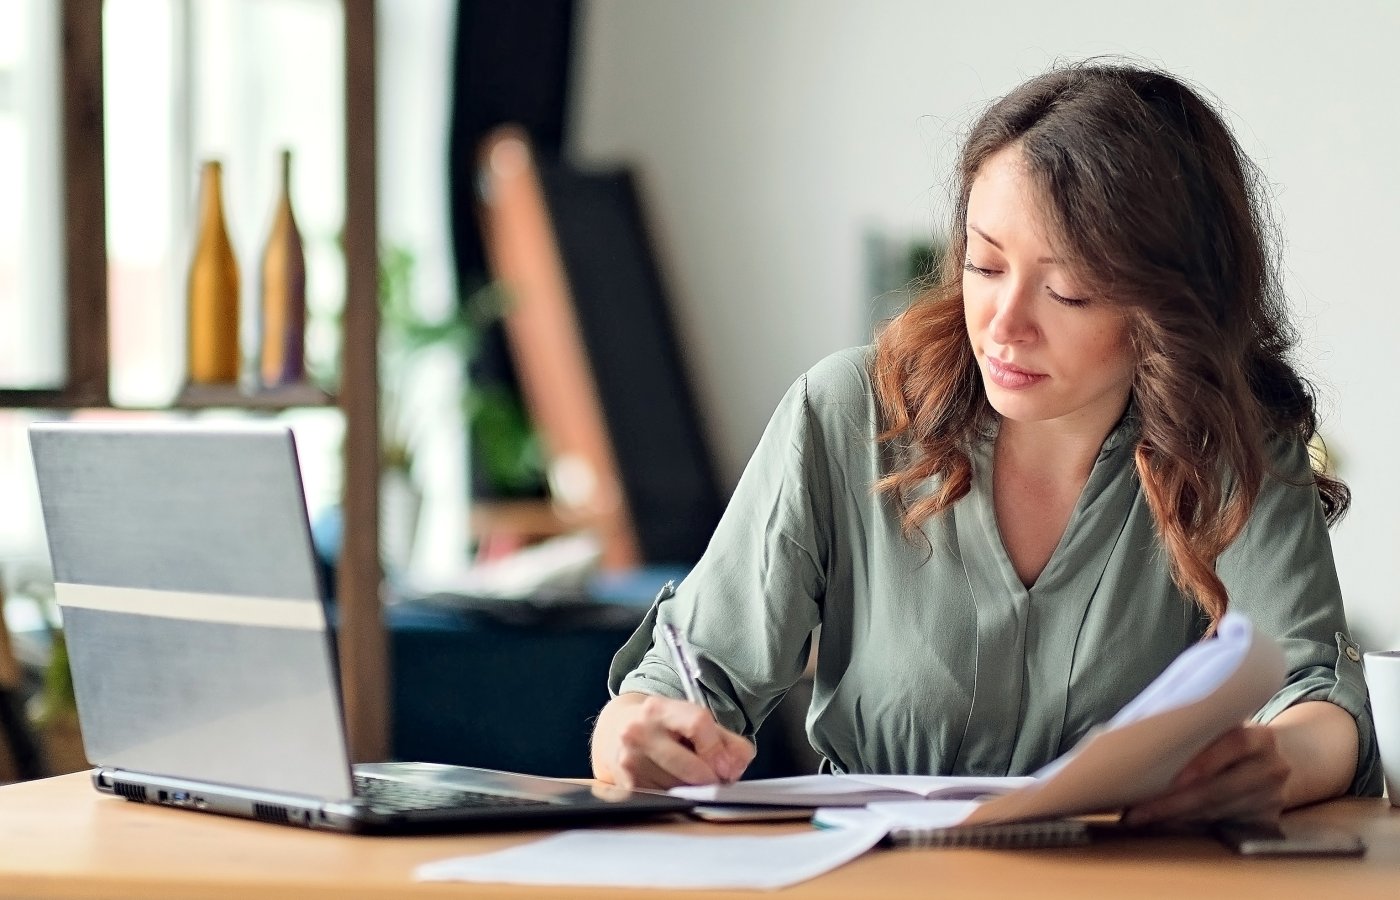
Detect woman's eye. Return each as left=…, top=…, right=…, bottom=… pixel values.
left=964, top=257, right=1091, bottom=308
left=1047, top=287, right=1090, bottom=308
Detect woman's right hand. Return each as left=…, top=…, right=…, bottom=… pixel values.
left=591, top=692, right=756, bottom=790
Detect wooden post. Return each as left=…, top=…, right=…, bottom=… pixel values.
left=0, top=0, right=110, bottom=409
left=61, top=0, right=109, bottom=407
left=338, top=0, right=388, bottom=763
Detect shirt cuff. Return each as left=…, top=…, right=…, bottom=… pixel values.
left=1253, top=631, right=1384, bottom=797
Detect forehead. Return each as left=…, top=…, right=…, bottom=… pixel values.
left=966, top=145, right=1058, bottom=252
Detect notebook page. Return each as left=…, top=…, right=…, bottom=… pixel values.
left=671, top=774, right=1031, bottom=806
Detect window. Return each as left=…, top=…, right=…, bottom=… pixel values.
left=0, top=0, right=64, bottom=391
left=0, top=1, right=62, bottom=559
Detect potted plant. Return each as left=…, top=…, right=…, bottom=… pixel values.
left=376, top=246, right=545, bottom=573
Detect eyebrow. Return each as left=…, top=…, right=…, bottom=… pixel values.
left=967, top=224, right=1060, bottom=265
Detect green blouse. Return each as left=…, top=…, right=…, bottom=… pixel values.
left=609, top=347, right=1382, bottom=794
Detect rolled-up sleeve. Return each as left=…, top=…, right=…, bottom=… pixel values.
left=608, top=370, right=829, bottom=739
left=1217, top=438, right=1383, bottom=796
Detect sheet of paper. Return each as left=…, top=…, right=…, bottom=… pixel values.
left=814, top=800, right=983, bottom=831
left=962, top=611, right=1284, bottom=825
left=671, top=774, right=894, bottom=806
left=847, top=774, right=1032, bottom=797
left=671, top=773, right=1030, bottom=807
left=415, top=825, right=888, bottom=890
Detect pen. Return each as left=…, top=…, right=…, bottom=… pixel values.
left=656, top=581, right=714, bottom=717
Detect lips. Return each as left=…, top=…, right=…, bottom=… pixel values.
left=985, top=355, right=1048, bottom=390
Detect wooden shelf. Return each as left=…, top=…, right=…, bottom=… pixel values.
left=173, top=382, right=336, bottom=410
left=0, top=390, right=102, bottom=410
left=3, top=384, right=338, bottom=414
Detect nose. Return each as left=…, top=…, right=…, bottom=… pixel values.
left=987, top=278, right=1039, bottom=345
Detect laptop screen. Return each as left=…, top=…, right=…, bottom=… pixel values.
left=29, top=422, right=355, bottom=800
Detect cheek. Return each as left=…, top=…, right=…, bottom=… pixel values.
left=962, top=278, right=992, bottom=332
left=1052, top=315, right=1130, bottom=375
left=1090, top=324, right=1135, bottom=381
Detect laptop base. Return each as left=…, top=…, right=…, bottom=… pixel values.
left=93, top=764, right=694, bottom=834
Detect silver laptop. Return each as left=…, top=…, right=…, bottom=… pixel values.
left=28, top=421, right=692, bottom=833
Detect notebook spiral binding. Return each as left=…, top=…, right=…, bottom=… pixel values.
left=886, top=819, right=1091, bottom=849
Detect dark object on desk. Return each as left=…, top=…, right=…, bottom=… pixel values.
left=1212, top=820, right=1366, bottom=857
left=691, top=804, right=815, bottom=823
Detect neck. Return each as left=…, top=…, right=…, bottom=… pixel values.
left=994, top=398, right=1130, bottom=484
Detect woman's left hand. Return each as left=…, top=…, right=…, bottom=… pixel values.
left=1123, top=723, right=1291, bottom=826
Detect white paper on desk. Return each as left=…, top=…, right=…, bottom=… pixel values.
left=414, top=825, right=888, bottom=891
left=814, top=801, right=983, bottom=832
left=672, top=773, right=1031, bottom=807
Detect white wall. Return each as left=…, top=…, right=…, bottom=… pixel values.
left=569, top=0, right=1400, bottom=647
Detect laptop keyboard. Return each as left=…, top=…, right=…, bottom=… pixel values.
left=353, top=774, right=551, bottom=814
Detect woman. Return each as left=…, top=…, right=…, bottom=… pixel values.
left=590, top=61, right=1382, bottom=825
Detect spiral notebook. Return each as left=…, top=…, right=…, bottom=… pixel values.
left=884, top=819, right=1090, bottom=849
left=813, top=805, right=1091, bottom=849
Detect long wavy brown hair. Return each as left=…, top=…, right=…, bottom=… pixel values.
left=872, top=61, right=1347, bottom=628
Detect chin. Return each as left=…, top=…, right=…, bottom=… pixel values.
left=983, top=382, right=1059, bottom=423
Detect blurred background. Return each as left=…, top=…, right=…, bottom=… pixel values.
left=571, top=0, right=1400, bottom=650
left=0, top=0, right=1396, bottom=781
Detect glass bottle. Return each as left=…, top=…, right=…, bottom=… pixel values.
left=259, top=149, right=307, bottom=388
left=186, top=160, right=241, bottom=385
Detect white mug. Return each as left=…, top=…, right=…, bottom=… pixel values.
left=1364, top=650, right=1400, bottom=806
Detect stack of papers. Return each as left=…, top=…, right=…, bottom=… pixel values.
left=673, top=774, right=1032, bottom=807
left=675, top=611, right=1284, bottom=827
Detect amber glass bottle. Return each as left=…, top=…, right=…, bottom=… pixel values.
left=186, top=160, right=241, bottom=385
left=259, top=150, right=307, bottom=387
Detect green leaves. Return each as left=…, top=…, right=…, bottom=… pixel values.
left=378, top=244, right=543, bottom=495
left=466, top=383, right=545, bottom=495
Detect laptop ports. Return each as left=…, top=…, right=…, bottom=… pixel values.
left=158, top=790, right=205, bottom=808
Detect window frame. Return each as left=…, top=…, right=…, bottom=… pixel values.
left=0, top=0, right=108, bottom=408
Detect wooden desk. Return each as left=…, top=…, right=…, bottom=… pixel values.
left=0, top=773, right=1396, bottom=899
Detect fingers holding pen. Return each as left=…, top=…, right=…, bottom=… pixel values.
left=606, top=589, right=755, bottom=792
left=666, top=699, right=755, bottom=783
left=718, top=729, right=758, bottom=779
left=656, top=605, right=755, bottom=782
left=612, top=695, right=746, bottom=789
